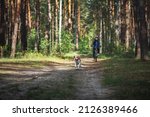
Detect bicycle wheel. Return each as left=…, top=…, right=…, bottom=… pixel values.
left=94, top=49, right=98, bottom=62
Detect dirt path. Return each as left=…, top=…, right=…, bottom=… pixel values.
left=0, top=58, right=113, bottom=100
left=72, top=58, right=113, bottom=99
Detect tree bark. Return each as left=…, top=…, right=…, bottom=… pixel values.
left=63, top=0, right=68, bottom=29
left=134, top=0, right=149, bottom=60
left=125, top=0, right=130, bottom=51
left=51, top=5, right=55, bottom=50
left=59, top=0, right=62, bottom=49
left=120, top=0, right=127, bottom=44
left=76, top=0, right=80, bottom=50
left=34, top=0, right=40, bottom=52
left=146, top=0, right=150, bottom=50
left=20, top=0, right=27, bottom=52
left=55, top=0, right=59, bottom=48
left=0, top=0, right=6, bottom=46
left=68, top=0, right=72, bottom=31
left=10, top=0, right=21, bottom=58
left=139, top=0, right=149, bottom=60
left=47, top=0, right=51, bottom=54
left=27, top=0, right=31, bottom=29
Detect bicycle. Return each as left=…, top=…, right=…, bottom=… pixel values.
left=93, top=48, right=99, bottom=62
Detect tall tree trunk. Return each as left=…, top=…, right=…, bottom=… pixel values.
left=27, top=0, right=31, bottom=29
left=138, top=0, right=149, bottom=60
left=6, top=0, right=12, bottom=55
left=55, top=0, right=59, bottom=48
left=68, top=0, right=72, bottom=31
left=108, top=0, right=114, bottom=53
left=63, top=0, right=67, bottom=29
left=133, top=0, right=141, bottom=59
left=120, top=0, right=127, bottom=44
left=20, top=0, right=27, bottom=52
left=76, top=0, right=80, bottom=50
left=0, top=0, right=6, bottom=47
left=134, top=0, right=149, bottom=60
left=34, top=0, right=40, bottom=52
left=47, top=0, right=51, bottom=54
left=130, top=0, right=135, bottom=46
left=59, top=0, right=62, bottom=50
left=146, top=0, right=150, bottom=50
left=116, top=0, right=121, bottom=47
left=72, top=0, right=75, bottom=30
left=10, top=0, right=21, bottom=58
left=51, top=5, right=55, bottom=50
left=0, top=0, right=5, bottom=57
left=125, top=0, right=130, bottom=51
left=74, top=0, right=78, bottom=50
left=102, top=12, right=105, bottom=53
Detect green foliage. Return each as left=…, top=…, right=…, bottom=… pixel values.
left=40, top=38, right=49, bottom=55
left=61, top=51, right=80, bottom=59
left=23, top=51, right=45, bottom=59
left=103, top=43, right=135, bottom=58
left=79, top=37, right=90, bottom=54
left=102, top=58, right=150, bottom=99
left=27, top=29, right=36, bottom=51
left=116, top=46, right=135, bottom=58
left=60, top=30, right=73, bottom=53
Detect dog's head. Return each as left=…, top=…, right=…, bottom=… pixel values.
left=74, top=55, right=80, bottom=61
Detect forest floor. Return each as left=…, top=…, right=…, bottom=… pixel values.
left=0, top=58, right=114, bottom=100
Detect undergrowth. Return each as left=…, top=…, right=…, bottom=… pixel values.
left=102, top=58, right=150, bottom=99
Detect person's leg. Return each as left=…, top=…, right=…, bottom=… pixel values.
left=97, top=48, right=100, bottom=54
left=94, top=49, right=98, bottom=62
left=93, top=48, right=95, bottom=58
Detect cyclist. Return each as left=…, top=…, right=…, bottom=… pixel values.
left=92, top=36, right=100, bottom=62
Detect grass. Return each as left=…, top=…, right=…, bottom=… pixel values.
left=102, top=58, right=150, bottom=99
left=25, top=75, right=76, bottom=100
left=0, top=56, right=70, bottom=68
left=1, top=53, right=150, bottom=99
left=0, top=56, right=77, bottom=100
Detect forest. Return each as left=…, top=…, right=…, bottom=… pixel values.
left=0, top=0, right=149, bottom=59
left=0, top=0, right=150, bottom=100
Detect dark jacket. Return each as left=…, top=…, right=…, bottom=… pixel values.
left=93, top=39, right=100, bottom=49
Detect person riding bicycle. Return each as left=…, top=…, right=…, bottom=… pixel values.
left=92, top=36, right=100, bottom=61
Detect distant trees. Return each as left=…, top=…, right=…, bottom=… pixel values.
left=87, top=0, right=149, bottom=60
left=0, top=0, right=149, bottom=60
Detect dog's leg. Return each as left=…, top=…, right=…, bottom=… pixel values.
left=78, top=61, right=81, bottom=69
left=74, top=62, right=76, bottom=68
left=75, top=61, right=78, bottom=69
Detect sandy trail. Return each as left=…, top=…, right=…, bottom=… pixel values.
left=0, top=58, right=113, bottom=99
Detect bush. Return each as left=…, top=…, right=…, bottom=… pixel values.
left=61, top=30, right=73, bottom=53
left=23, top=51, right=45, bottom=59
left=79, top=37, right=90, bottom=54
left=40, top=38, right=49, bottom=55
left=27, top=29, right=36, bottom=51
